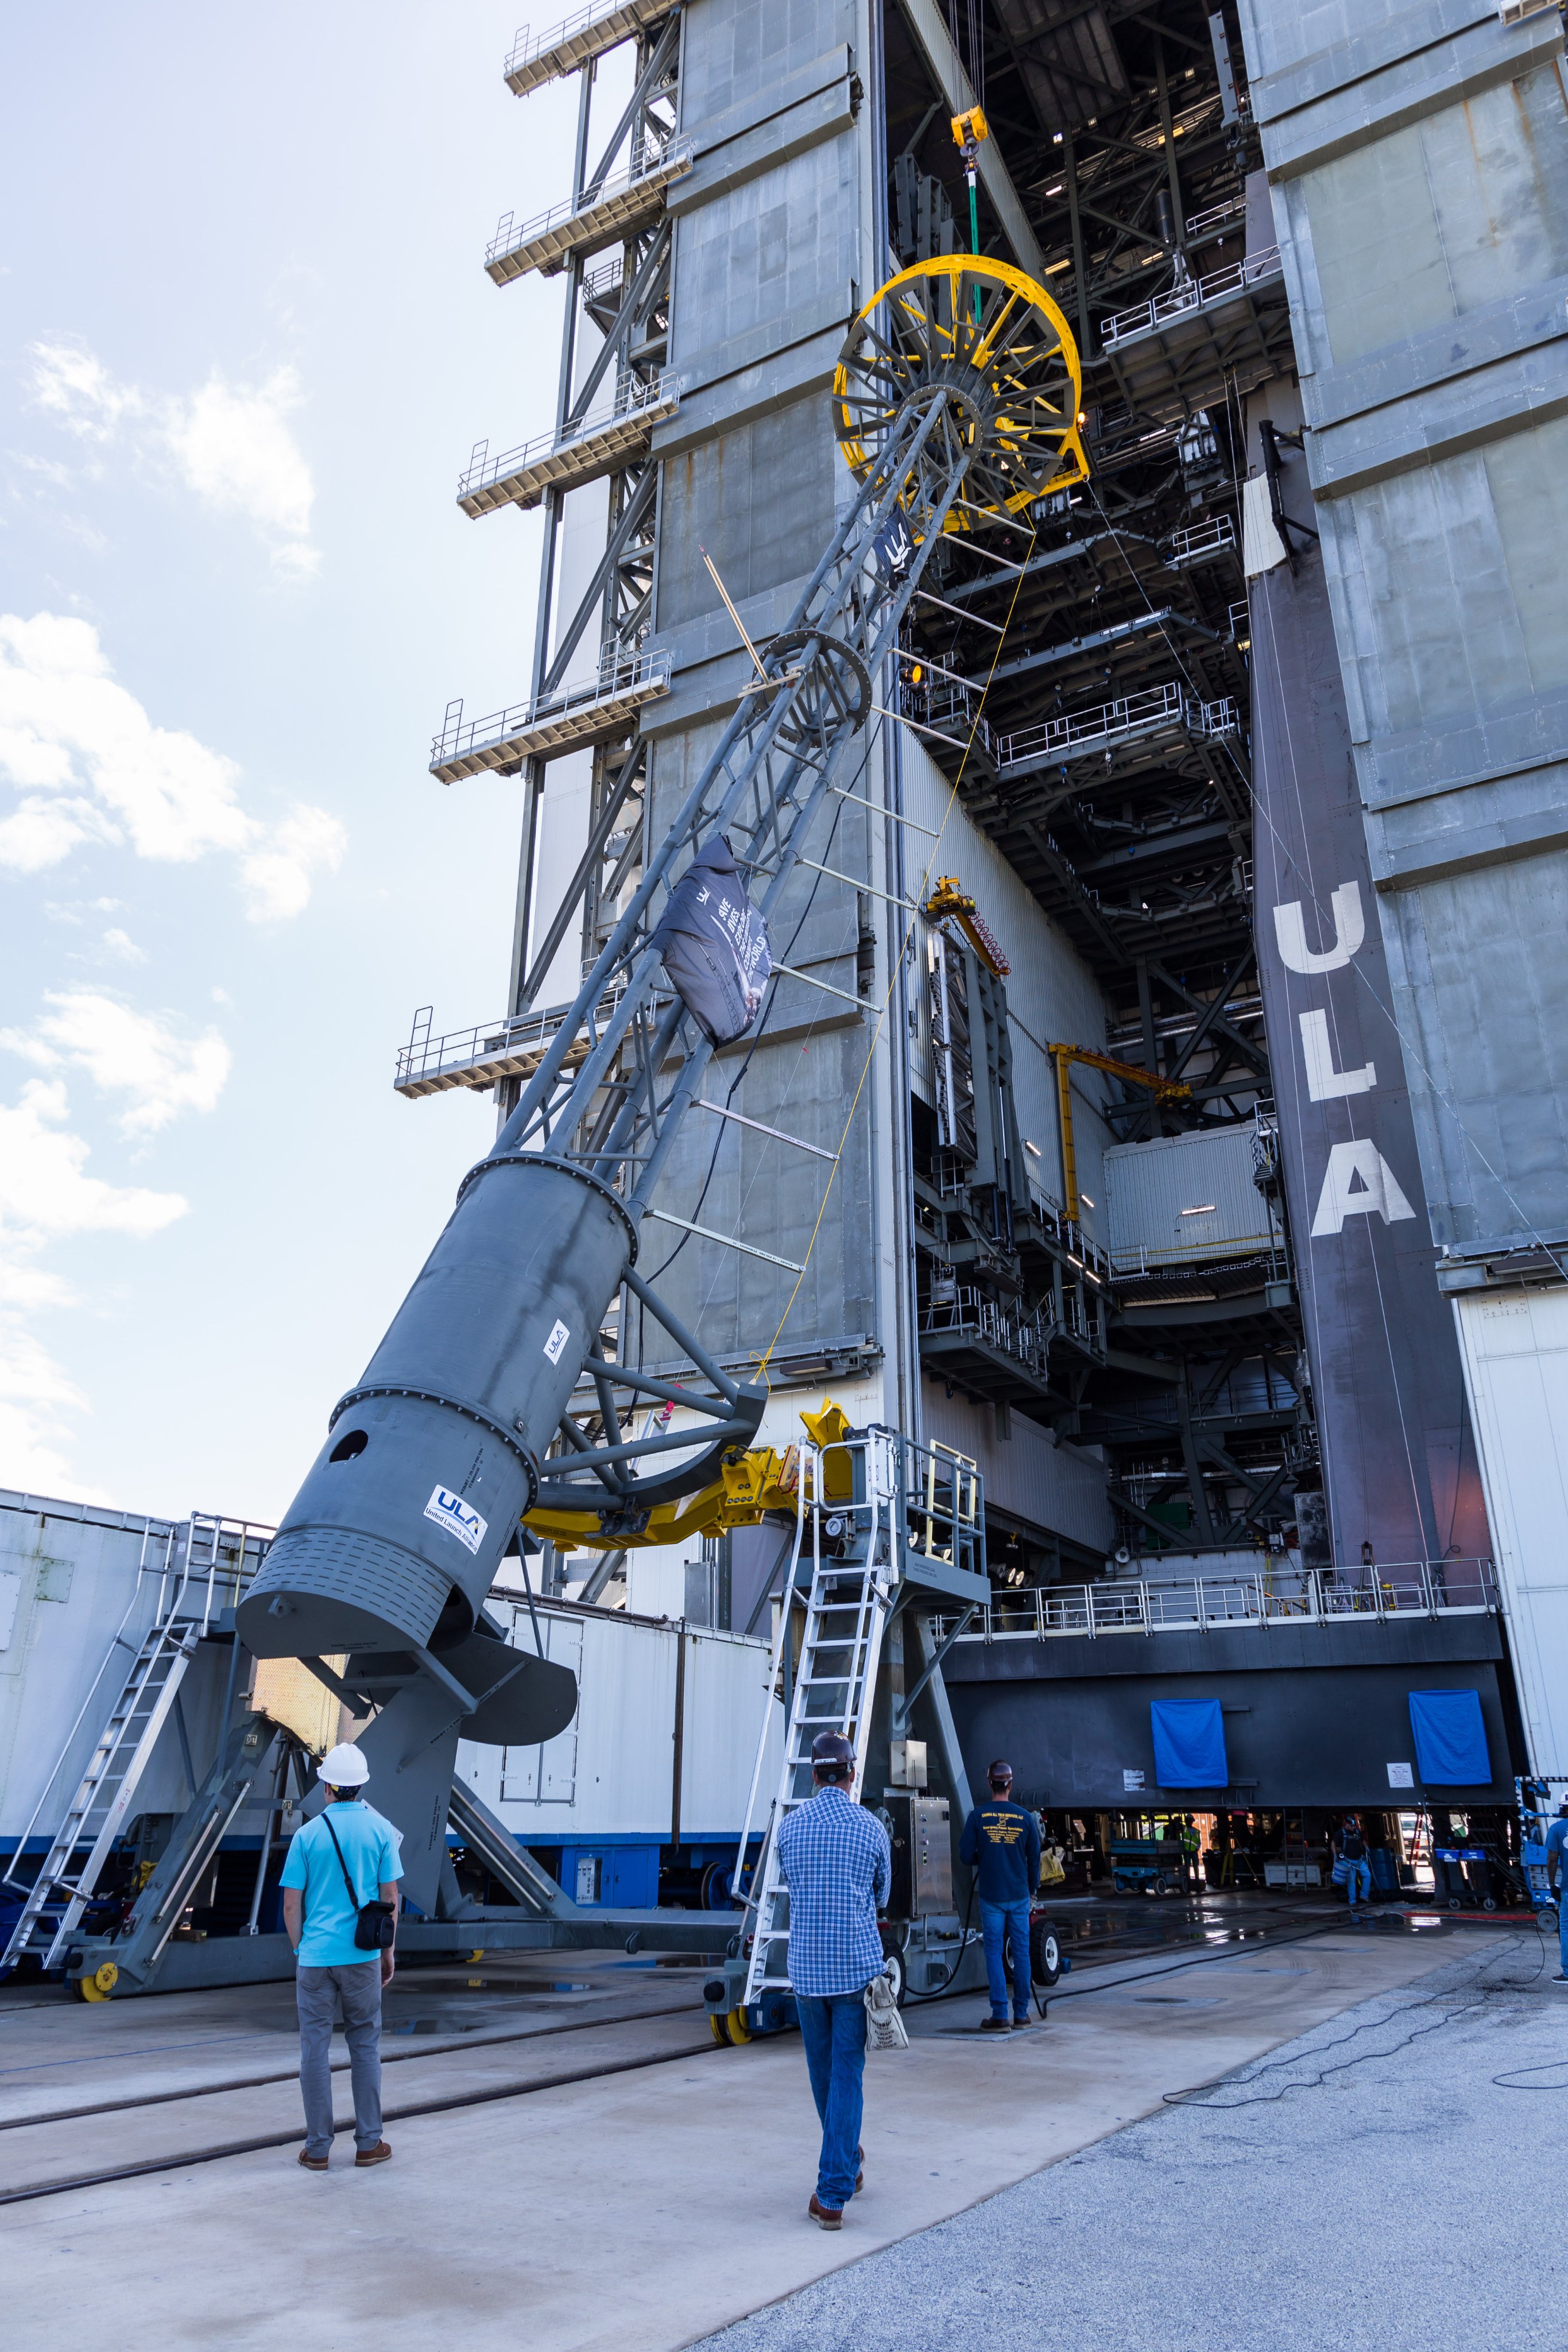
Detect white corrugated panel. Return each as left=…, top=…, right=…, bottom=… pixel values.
left=1453, top=1283, right=1568, bottom=1775
left=1104, top=1125, right=1273, bottom=1268
left=463, top=1602, right=781, bottom=1842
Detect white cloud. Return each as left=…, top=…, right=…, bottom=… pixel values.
left=99, top=927, right=146, bottom=964
left=0, top=1079, right=187, bottom=1244
left=1, top=993, right=231, bottom=1136
left=0, top=612, right=345, bottom=918
left=239, top=802, right=346, bottom=921
left=30, top=339, right=143, bottom=443
left=0, top=1080, right=184, bottom=1497
left=28, top=337, right=320, bottom=578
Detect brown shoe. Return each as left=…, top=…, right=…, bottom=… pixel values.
left=297, top=2149, right=328, bottom=2172
left=808, top=2194, right=843, bottom=2230
left=354, top=2140, right=392, bottom=2168
left=980, top=2016, right=1012, bottom=2033
left=855, top=2145, right=864, bottom=2193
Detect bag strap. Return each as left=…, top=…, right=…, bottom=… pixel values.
left=321, top=1808, right=363, bottom=1910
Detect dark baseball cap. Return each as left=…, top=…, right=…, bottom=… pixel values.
left=811, top=1731, right=854, bottom=1780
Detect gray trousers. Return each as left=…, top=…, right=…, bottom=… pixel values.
left=297, top=1960, right=384, bottom=2157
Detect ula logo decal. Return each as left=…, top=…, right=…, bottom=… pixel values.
left=424, top=1485, right=487, bottom=1557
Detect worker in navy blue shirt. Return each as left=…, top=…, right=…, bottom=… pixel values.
left=959, top=1760, right=1042, bottom=2031
left=1546, top=1797, right=1568, bottom=1980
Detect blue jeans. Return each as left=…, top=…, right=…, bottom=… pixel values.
left=981, top=1896, right=1031, bottom=2021
left=1342, top=1858, right=1371, bottom=1908
left=796, top=1991, right=868, bottom=2208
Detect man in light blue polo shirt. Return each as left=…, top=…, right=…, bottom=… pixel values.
left=280, top=1742, right=402, bottom=2171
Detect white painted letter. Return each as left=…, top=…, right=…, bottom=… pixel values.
left=1310, top=1140, right=1417, bottom=1237
left=1273, top=880, right=1365, bottom=974
left=1299, top=1009, right=1375, bottom=1100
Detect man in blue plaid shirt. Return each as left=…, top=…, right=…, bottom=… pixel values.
left=775, top=1729, right=892, bottom=2228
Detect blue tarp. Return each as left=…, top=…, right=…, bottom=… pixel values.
left=1151, top=1699, right=1228, bottom=1789
left=1408, top=1688, right=1491, bottom=1786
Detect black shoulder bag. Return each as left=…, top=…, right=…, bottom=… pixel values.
left=322, top=1809, right=397, bottom=1952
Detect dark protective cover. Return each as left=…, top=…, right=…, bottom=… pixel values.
left=652, top=835, right=772, bottom=1045
left=1150, top=1698, right=1228, bottom=1789
left=1408, top=1688, right=1491, bottom=1788
left=1250, top=526, right=1490, bottom=1573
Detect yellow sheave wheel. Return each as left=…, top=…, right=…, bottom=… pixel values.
left=75, top=1960, right=119, bottom=2001
left=724, top=2006, right=753, bottom=2047
left=709, top=2013, right=730, bottom=2046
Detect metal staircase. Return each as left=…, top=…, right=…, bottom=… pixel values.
left=1, top=1510, right=268, bottom=1975
left=741, top=1431, right=901, bottom=2006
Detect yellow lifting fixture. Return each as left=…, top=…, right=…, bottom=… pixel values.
left=523, top=1397, right=855, bottom=1555
left=924, top=877, right=1009, bottom=977
left=1048, top=1044, right=1192, bottom=1228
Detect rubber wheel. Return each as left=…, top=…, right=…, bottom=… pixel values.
left=1029, top=1918, right=1062, bottom=1989
left=1483, top=1896, right=1497, bottom=1912
left=723, top=2006, right=752, bottom=2046
left=72, top=1960, right=118, bottom=2002
left=708, top=2014, right=730, bottom=2046
left=881, top=1946, right=907, bottom=2007
left=1448, top=1898, right=1462, bottom=1911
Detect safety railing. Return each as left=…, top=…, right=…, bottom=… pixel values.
left=920, top=1283, right=1055, bottom=1378
left=486, top=140, right=691, bottom=268
left=430, top=645, right=671, bottom=771
left=932, top=1560, right=1501, bottom=1642
left=996, top=680, right=1197, bottom=771
left=1185, top=195, right=1245, bottom=241
left=459, top=370, right=679, bottom=502
left=1164, top=514, right=1236, bottom=569
left=1102, top=245, right=1283, bottom=349
left=396, top=981, right=632, bottom=1092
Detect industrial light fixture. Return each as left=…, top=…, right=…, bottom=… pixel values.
left=1044, top=258, right=1072, bottom=274
left=1079, top=1192, right=1095, bottom=1208
left=1024, top=1138, right=1043, bottom=1158
left=1180, top=1203, right=1218, bottom=1216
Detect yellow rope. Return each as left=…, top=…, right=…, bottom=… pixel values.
left=754, top=514, right=1040, bottom=1380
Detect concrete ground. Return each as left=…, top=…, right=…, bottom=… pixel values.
left=0, top=1903, right=1508, bottom=2350
left=694, top=1923, right=1568, bottom=2352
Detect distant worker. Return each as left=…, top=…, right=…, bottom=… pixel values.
left=1331, top=1811, right=1372, bottom=1916
left=1545, top=1797, right=1568, bottom=1982
left=281, top=1742, right=402, bottom=2172
left=775, top=1729, right=892, bottom=2230
left=959, top=1759, right=1042, bottom=2032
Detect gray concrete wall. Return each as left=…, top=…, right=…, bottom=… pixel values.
left=1240, top=0, right=1568, bottom=1255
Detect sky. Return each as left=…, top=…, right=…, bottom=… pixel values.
left=0, top=5, right=590, bottom=1522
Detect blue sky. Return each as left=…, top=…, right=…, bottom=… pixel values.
left=1, top=5, right=588, bottom=1521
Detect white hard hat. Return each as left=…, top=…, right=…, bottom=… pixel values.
left=318, top=1742, right=370, bottom=1786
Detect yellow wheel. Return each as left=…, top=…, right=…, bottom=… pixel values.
left=73, top=1960, right=118, bottom=2001
left=709, top=2013, right=730, bottom=2046
left=723, top=2005, right=753, bottom=2047
left=833, top=255, right=1087, bottom=535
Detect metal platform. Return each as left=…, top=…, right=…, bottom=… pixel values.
left=393, top=991, right=630, bottom=1099
left=503, top=0, right=674, bottom=97
left=1098, top=247, right=1290, bottom=420
left=459, top=373, right=680, bottom=516
left=429, top=649, right=671, bottom=781
left=932, top=1558, right=1502, bottom=1644
left=994, top=681, right=1237, bottom=782
left=485, top=144, right=692, bottom=283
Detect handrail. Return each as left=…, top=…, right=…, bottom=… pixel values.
left=487, top=140, right=691, bottom=265
left=1102, top=245, right=1283, bottom=349
left=430, top=646, right=671, bottom=769
left=932, top=1560, right=1501, bottom=1643
left=459, top=370, right=679, bottom=499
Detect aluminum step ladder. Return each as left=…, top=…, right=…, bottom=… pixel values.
left=741, top=1433, right=900, bottom=2006
left=2, top=1605, right=202, bottom=1972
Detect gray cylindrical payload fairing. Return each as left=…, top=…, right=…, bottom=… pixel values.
left=238, top=1158, right=634, bottom=1659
